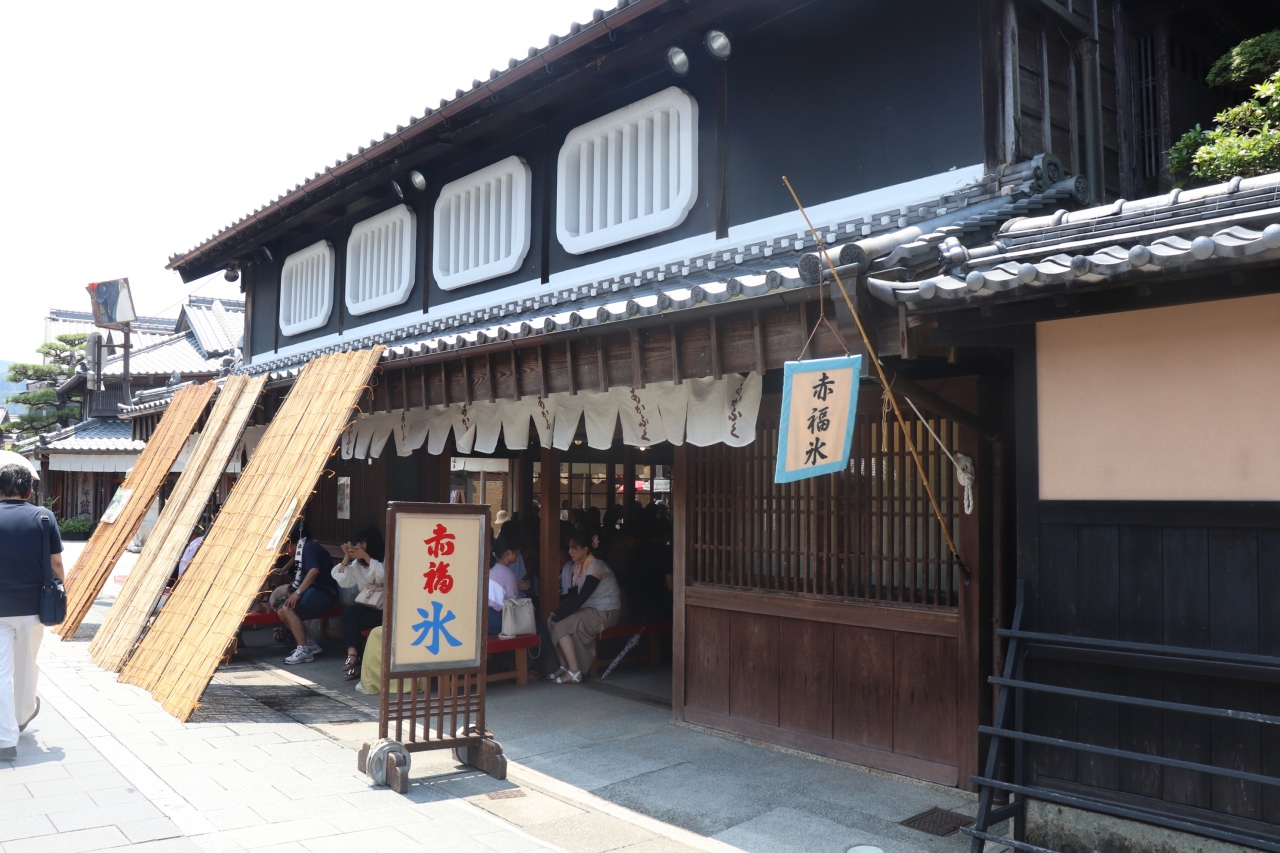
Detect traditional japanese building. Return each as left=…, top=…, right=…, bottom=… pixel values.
left=156, top=0, right=1280, bottom=849
left=20, top=296, right=244, bottom=527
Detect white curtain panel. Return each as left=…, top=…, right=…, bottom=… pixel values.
left=551, top=395, right=584, bottom=450
left=332, top=372, right=762, bottom=457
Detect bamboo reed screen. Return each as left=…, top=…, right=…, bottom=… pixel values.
left=57, top=382, right=218, bottom=638
left=688, top=413, right=963, bottom=608
left=120, top=348, right=383, bottom=720
left=89, top=375, right=265, bottom=672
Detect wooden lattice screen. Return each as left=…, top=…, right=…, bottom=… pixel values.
left=120, top=348, right=383, bottom=720
left=89, top=375, right=265, bottom=672
left=57, top=381, right=218, bottom=638
left=688, top=413, right=963, bottom=608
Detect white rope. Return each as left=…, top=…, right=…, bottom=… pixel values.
left=902, top=396, right=975, bottom=515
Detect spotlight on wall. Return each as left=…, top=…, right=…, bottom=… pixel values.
left=252, top=246, right=273, bottom=265
left=223, top=266, right=240, bottom=283
left=704, top=29, right=731, bottom=59
left=666, top=46, right=689, bottom=75
left=391, top=180, right=405, bottom=200
left=409, top=170, right=427, bottom=191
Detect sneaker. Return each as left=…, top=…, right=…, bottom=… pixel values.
left=354, top=682, right=369, bottom=695
left=284, top=645, right=314, bottom=665
left=306, top=638, right=322, bottom=655
left=0, top=746, right=15, bottom=761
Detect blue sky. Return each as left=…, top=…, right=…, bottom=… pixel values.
left=0, top=0, right=602, bottom=362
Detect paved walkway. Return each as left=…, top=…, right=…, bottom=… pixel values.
left=2, top=544, right=1003, bottom=852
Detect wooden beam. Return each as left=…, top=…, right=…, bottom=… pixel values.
left=752, top=310, right=765, bottom=376
left=709, top=316, right=722, bottom=379
left=596, top=337, right=608, bottom=393
left=462, top=358, right=472, bottom=405
left=564, top=340, right=575, bottom=395
left=1027, top=0, right=1090, bottom=39
left=401, top=368, right=409, bottom=411
left=538, top=446, right=561, bottom=624
left=537, top=345, right=547, bottom=399
left=485, top=353, right=495, bottom=403
left=510, top=349, right=521, bottom=401
left=670, top=324, right=682, bottom=385
left=630, top=329, right=645, bottom=389
left=671, top=442, right=688, bottom=720
left=440, top=362, right=449, bottom=407
left=418, top=364, right=427, bottom=410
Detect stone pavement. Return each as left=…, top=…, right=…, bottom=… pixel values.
left=4, top=544, right=1004, bottom=853
left=0, top=582, right=734, bottom=853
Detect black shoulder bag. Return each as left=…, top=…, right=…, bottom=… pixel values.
left=38, top=513, right=66, bottom=626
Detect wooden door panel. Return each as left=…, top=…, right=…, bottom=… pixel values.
left=729, top=611, right=780, bottom=726
left=892, top=632, right=957, bottom=765
left=685, top=606, right=731, bottom=713
left=833, top=625, right=894, bottom=751
left=778, top=618, right=833, bottom=738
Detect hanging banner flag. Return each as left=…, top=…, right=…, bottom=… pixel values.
left=774, top=355, right=862, bottom=483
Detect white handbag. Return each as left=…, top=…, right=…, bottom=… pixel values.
left=499, top=598, right=535, bottom=638
left=355, top=586, right=385, bottom=609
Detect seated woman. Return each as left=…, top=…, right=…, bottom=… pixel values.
left=546, top=531, right=622, bottom=684
left=333, top=525, right=385, bottom=681
left=487, top=533, right=521, bottom=634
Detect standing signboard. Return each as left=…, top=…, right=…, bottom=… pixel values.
left=774, top=355, right=863, bottom=483
left=361, top=502, right=504, bottom=792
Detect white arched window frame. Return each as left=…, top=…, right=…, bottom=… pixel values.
left=432, top=156, right=533, bottom=290
left=556, top=87, right=699, bottom=255
left=345, top=204, right=417, bottom=315
left=278, top=240, right=334, bottom=336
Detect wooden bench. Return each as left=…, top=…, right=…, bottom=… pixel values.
left=589, top=621, right=672, bottom=677
left=357, top=629, right=541, bottom=687
left=486, top=634, right=540, bottom=686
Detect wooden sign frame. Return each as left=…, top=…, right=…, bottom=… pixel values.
left=365, top=501, right=504, bottom=790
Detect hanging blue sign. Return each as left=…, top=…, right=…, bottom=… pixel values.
left=774, top=355, right=862, bottom=483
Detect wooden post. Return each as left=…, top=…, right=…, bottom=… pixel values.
left=38, top=454, right=49, bottom=507
left=954, top=377, right=986, bottom=793
left=671, top=442, right=688, bottom=721
left=538, top=446, right=561, bottom=623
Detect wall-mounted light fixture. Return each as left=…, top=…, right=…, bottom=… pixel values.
left=666, top=46, right=689, bottom=75
left=223, top=265, right=240, bottom=282
left=391, top=180, right=405, bottom=200
left=704, top=29, right=731, bottom=59
left=253, top=246, right=273, bottom=265
left=409, top=170, right=427, bottom=191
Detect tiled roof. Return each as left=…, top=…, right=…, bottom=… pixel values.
left=100, top=332, right=231, bottom=378
left=243, top=166, right=1091, bottom=381
left=15, top=418, right=145, bottom=454
left=167, top=0, right=675, bottom=273
left=46, top=310, right=175, bottom=350
left=177, top=297, right=245, bottom=358
left=865, top=172, right=1280, bottom=308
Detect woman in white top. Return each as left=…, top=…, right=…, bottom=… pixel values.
left=546, top=531, right=622, bottom=683
left=333, top=525, right=385, bottom=681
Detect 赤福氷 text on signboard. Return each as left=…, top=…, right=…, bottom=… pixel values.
left=774, top=355, right=862, bottom=484
left=389, top=513, right=486, bottom=672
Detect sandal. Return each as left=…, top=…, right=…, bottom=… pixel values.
left=552, top=670, right=582, bottom=684
left=343, top=654, right=360, bottom=681
left=546, top=667, right=568, bottom=682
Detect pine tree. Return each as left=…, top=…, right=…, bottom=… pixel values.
left=6, top=333, right=87, bottom=437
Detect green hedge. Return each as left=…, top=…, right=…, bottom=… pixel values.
left=58, top=517, right=94, bottom=536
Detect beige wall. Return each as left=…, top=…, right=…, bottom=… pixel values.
left=1037, top=292, right=1280, bottom=501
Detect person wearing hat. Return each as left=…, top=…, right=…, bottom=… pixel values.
left=0, top=461, right=62, bottom=760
